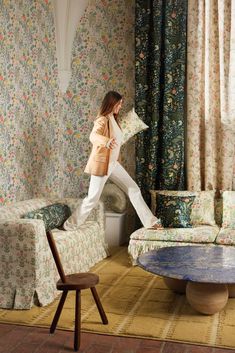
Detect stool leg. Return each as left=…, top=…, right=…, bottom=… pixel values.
left=50, top=290, right=68, bottom=333
left=90, top=287, right=108, bottom=324
left=74, top=290, right=81, bottom=351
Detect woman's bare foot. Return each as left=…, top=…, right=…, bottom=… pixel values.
left=147, top=221, right=164, bottom=230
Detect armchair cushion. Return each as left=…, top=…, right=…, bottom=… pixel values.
left=22, top=203, right=71, bottom=231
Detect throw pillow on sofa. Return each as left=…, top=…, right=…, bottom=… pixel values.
left=156, top=194, right=195, bottom=228
left=150, top=190, right=216, bottom=226
left=22, top=203, right=71, bottom=231
left=222, top=191, right=235, bottom=228
left=117, top=108, right=149, bottom=144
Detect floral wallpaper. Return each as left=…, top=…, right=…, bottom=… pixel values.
left=0, top=0, right=62, bottom=204
left=0, top=0, right=135, bottom=207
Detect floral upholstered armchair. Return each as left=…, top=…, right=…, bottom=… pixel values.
left=0, top=197, right=109, bottom=309
left=0, top=181, right=127, bottom=310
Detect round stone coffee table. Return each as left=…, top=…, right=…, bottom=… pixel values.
left=137, top=246, right=235, bottom=315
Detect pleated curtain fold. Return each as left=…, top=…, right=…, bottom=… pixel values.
left=135, top=0, right=187, bottom=203
left=187, top=0, right=235, bottom=191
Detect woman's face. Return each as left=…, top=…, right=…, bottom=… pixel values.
left=112, top=99, right=123, bottom=114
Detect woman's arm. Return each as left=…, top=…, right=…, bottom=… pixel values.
left=89, top=117, right=110, bottom=146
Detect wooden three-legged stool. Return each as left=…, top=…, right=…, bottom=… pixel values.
left=46, top=230, right=108, bottom=351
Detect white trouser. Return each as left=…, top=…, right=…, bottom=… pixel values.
left=63, top=162, right=158, bottom=230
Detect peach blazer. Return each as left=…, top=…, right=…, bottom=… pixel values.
left=84, top=115, right=111, bottom=176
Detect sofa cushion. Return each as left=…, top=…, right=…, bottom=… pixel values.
left=130, top=225, right=219, bottom=243
left=117, top=108, right=148, bottom=144
left=216, top=228, right=235, bottom=245
left=150, top=190, right=216, bottom=226
left=22, top=203, right=71, bottom=231
left=156, top=194, right=195, bottom=228
left=128, top=239, right=216, bottom=264
left=222, top=191, right=235, bottom=228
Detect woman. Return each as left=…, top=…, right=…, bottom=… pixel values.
left=63, top=91, right=162, bottom=230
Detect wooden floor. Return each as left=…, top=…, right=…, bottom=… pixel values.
left=0, top=323, right=234, bottom=353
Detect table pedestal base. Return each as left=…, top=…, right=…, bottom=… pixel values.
left=163, top=277, right=187, bottom=294
left=163, top=278, right=230, bottom=314
left=186, top=282, right=228, bottom=315
left=228, top=284, right=235, bottom=298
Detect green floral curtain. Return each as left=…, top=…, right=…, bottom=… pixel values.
left=135, top=0, right=187, bottom=203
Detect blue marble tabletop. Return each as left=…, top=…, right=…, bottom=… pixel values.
left=137, top=246, right=235, bottom=283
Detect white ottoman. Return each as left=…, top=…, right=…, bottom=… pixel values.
left=104, top=211, right=126, bottom=246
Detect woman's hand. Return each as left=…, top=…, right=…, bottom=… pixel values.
left=106, top=138, right=118, bottom=150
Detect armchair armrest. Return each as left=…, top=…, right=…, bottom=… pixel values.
left=0, top=219, right=55, bottom=309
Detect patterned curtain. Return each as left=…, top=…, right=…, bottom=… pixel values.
left=135, top=0, right=187, bottom=204
left=187, top=0, right=235, bottom=191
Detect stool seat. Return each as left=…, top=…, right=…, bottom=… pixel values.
left=57, top=273, right=99, bottom=290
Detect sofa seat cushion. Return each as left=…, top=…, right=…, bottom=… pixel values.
left=216, top=228, right=235, bottom=245
left=128, top=239, right=216, bottom=265
left=130, top=225, right=220, bottom=243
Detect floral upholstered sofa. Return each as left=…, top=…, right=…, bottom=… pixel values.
left=128, top=190, right=235, bottom=264
left=0, top=197, right=109, bottom=309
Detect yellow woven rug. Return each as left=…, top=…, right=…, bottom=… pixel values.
left=0, top=247, right=235, bottom=349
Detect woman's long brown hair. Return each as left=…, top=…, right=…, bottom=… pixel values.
left=99, top=91, right=122, bottom=118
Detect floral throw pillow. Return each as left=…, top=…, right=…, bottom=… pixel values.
left=222, top=191, right=235, bottom=228
left=150, top=190, right=216, bottom=226
left=117, top=108, right=149, bottom=144
left=156, top=194, right=196, bottom=228
left=22, top=203, right=71, bottom=231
